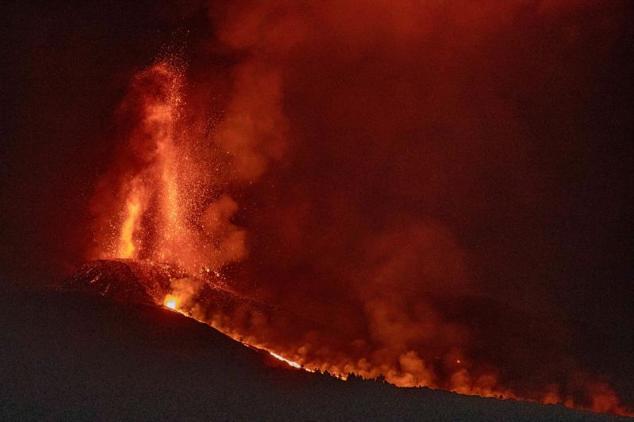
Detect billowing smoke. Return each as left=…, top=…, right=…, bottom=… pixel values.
left=89, top=0, right=632, bottom=415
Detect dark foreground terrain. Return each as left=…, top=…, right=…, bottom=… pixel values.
left=0, top=283, right=629, bottom=421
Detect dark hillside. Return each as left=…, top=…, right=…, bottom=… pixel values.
left=0, top=284, right=627, bottom=421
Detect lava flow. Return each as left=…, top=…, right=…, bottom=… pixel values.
left=86, top=1, right=633, bottom=416
left=161, top=294, right=309, bottom=372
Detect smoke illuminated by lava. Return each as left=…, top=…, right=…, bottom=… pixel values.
left=87, top=0, right=632, bottom=416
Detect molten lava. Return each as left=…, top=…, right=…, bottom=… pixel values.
left=118, top=190, right=143, bottom=259
left=163, top=295, right=178, bottom=310
left=268, top=352, right=304, bottom=370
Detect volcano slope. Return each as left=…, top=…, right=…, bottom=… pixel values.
left=0, top=282, right=629, bottom=421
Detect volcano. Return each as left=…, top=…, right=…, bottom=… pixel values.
left=3, top=1, right=633, bottom=420
left=61, top=259, right=327, bottom=365
left=0, top=278, right=627, bottom=421
left=62, top=259, right=185, bottom=306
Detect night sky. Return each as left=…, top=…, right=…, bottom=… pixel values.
left=2, top=0, right=633, bottom=414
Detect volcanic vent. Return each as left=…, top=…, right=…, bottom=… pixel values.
left=63, top=260, right=185, bottom=306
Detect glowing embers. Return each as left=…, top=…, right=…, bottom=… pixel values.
left=98, top=60, right=193, bottom=269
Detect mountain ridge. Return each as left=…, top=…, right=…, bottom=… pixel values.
left=0, top=282, right=628, bottom=421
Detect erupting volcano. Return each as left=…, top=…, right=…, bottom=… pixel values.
left=79, top=51, right=631, bottom=417
left=4, top=0, right=633, bottom=420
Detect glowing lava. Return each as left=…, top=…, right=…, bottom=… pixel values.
left=117, top=186, right=144, bottom=259
left=268, top=351, right=303, bottom=370
left=163, top=295, right=178, bottom=310
left=96, top=60, right=198, bottom=271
